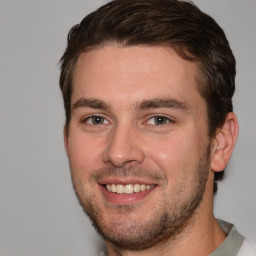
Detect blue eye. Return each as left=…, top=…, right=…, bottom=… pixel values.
left=85, top=115, right=108, bottom=125
left=147, top=116, right=171, bottom=125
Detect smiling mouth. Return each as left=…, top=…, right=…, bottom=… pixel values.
left=104, top=184, right=155, bottom=194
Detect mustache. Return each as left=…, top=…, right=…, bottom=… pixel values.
left=89, top=166, right=167, bottom=183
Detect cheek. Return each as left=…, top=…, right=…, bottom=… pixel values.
left=67, top=133, right=104, bottom=177
left=146, top=132, right=206, bottom=178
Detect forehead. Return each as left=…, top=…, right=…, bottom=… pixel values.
left=72, top=45, right=203, bottom=107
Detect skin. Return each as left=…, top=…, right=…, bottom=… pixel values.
left=64, top=45, right=238, bottom=256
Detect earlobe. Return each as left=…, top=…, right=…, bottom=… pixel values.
left=64, top=126, right=69, bottom=154
left=211, top=112, right=239, bottom=172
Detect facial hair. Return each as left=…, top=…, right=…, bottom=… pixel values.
left=70, top=145, right=211, bottom=251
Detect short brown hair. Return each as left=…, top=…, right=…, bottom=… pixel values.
left=59, top=0, right=236, bottom=193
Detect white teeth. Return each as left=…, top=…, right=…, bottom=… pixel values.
left=145, top=185, right=151, bottom=190
left=133, top=184, right=141, bottom=193
left=124, top=184, right=133, bottom=194
left=111, top=184, right=116, bottom=192
left=116, top=184, right=125, bottom=194
left=105, top=184, right=155, bottom=194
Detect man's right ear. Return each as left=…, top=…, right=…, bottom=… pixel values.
left=64, top=126, right=69, bottom=154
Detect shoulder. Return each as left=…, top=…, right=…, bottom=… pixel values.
left=97, top=250, right=108, bottom=256
left=237, top=239, right=256, bottom=256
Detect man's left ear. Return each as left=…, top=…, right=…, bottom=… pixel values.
left=64, top=126, right=69, bottom=155
left=211, top=112, right=239, bottom=172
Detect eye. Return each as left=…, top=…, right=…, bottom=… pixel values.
left=147, top=116, right=172, bottom=125
left=84, top=115, right=109, bottom=125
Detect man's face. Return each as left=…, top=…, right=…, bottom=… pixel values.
left=65, top=45, right=213, bottom=249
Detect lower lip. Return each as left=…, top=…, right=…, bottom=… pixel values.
left=99, top=185, right=156, bottom=205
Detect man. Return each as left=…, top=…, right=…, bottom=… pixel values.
left=59, top=0, right=255, bottom=255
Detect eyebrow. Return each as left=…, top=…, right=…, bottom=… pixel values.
left=72, top=98, right=110, bottom=111
left=72, top=97, right=188, bottom=112
left=138, top=98, right=188, bottom=111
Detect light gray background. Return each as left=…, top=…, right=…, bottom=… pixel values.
left=0, top=1, right=255, bottom=255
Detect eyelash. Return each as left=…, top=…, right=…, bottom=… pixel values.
left=82, top=115, right=110, bottom=125
left=82, top=115, right=173, bottom=126
left=146, top=116, right=173, bottom=126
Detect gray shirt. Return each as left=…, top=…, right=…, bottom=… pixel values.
left=210, top=220, right=244, bottom=256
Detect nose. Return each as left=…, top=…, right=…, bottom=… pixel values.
left=103, top=123, right=145, bottom=167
